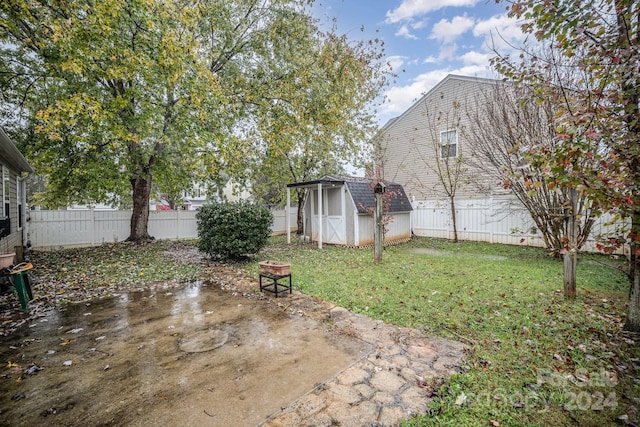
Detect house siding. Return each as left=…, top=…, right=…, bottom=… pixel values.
left=379, top=75, right=508, bottom=201
left=0, top=165, right=26, bottom=256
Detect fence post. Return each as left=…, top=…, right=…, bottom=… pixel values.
left=176, top=209, right=180, bottom=239
left=489, top=196, right=494, bottom=243
left=90, top=208, right=96, bottom=247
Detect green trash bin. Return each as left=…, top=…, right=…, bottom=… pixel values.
left=9, top=263, right=33, bottom=312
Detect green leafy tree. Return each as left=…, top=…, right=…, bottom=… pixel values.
left=249, top=29, right=391, bottom=232
left=495, top=0, right=640, bottom=330
left=0, top=0, right=385, bottom=241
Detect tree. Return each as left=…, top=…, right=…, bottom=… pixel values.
left=0, top=0, right=384, bottom=241
left=388, top=97, right=474, bottom=243
left=495, top=0, right=640, bottom=330
left=249, top=29, right=390, bottom=232
left=466, top=80, right=599, bottom=297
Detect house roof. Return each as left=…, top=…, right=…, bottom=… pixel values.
left=381, top=74, right=502, bottom=135
left=288, top=175, right=413, bottom=214
left=0, top=126, right=33, bottom=174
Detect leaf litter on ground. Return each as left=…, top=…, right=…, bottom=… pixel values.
left=0, top=240, right=206, bottom=336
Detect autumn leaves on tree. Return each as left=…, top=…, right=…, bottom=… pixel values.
left=0, top=0, right=389, bottom=241
left=495, top=0, right=640, bottom=331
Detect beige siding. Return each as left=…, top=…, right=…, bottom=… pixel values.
left=0, top=165, right=25, bottom=255
left=380, top=75, right=506, bottom=201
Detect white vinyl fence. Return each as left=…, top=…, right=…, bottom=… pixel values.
left=411, top=198, right=629, bottom=255
left=28, top=200, right=626, bottom=254
left=28, top=208, right=297, bottom=250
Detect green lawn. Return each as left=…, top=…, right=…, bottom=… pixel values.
left=252, top=236, right=638, bottom=427
left=30, top=236, right=638, bottom=426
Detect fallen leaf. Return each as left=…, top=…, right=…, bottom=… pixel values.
left=11, top=392, right=26, bottom=401
left=23, top=365, right=42, bottom=376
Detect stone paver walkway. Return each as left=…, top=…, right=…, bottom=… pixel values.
left=257, top=295, right=468, bottom=427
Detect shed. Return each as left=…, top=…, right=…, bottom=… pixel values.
left=0, top=126, right=33, bottom=262
left=285, top=175, right=413, bottom=248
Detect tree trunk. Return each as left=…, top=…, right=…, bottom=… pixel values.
left=128, top=170, right=153, bottom=241
left=563, top=249, right=577, bottom=299
left=296, top=193, right=304, bottom=235
left=624, top=210, right=640, bottom=332
left=563, top=187, right=577, bottom=299
left=450, top=196, right=458, bottom=243
left=374, top=191, right=383, bottom=264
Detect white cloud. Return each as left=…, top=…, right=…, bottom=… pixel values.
left=386, top=55, right=407, bottom=72
left=473, top=14, right=526, bottom=53
left=386, top=0, right=481, bottom=23
left=411, top=20, right=428, bottom=30
left=378, top=65, right=494, bottom=123
left=395, top=24, right=419, bottom=39
left=430, top=15, right=475, bottom=44
left=438, top=43, right=459, bottom=61
left=459, top=50, right=493, bottom=66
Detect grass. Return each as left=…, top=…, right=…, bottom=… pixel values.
left=251, top=236, right=637, bottom=426
left=29, top=236, right=639, bottom=426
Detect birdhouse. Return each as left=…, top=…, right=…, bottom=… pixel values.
left=374, top=182, right=387, bottom=194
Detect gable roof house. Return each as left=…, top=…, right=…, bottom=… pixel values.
left=286, top=175, right=413, bottom=248
left=376, top=74, right=543, bottom=245
left=378, top=74, right=506, bottom=201
left=0, top=126, right=33, bottom=265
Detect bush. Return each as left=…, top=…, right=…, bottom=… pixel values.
left=196, top=201, right=273, bottom=260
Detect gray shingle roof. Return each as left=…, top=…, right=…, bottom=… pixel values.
left=287, top=175, right=413, bottom=213
left=344, top=178, right=413, bottom=214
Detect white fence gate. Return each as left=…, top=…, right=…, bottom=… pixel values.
left=28, top=208, right=297, bottom=250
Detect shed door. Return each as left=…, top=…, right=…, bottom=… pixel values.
left=309, top=187, right=345, bottom=245
left=323, top=187, right=344, bottom=244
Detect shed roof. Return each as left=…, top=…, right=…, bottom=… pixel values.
left=0, top=126, right=33, bottom=174
left=288, top=175, right=412, bottom=214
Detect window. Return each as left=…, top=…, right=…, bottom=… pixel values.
left=440, top=129, right=458, bottom=158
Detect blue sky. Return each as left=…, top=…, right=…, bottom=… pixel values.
left=312, top=0, right=526, bottom=126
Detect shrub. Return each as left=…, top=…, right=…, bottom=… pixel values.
left=196, top=201, right=273, bottom=260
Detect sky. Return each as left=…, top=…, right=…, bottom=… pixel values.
left=312, top=0, right=527, bottom=126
